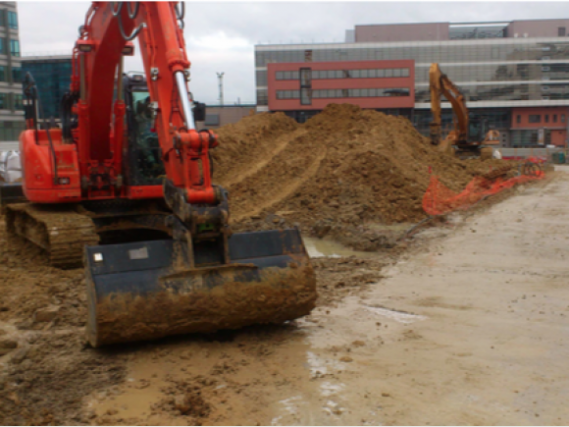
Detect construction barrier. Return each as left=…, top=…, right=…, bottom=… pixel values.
left=422, top=167, right=545, bottom=216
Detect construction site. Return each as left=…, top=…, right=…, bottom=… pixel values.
left=1, top=2, right=569, bottom=426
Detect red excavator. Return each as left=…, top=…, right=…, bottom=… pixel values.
left=7, top=2, right=317, bottom=347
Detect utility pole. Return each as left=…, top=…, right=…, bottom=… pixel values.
left=217, top=72, right=224, bottom=106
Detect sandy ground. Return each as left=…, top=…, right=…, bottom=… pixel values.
left=1, top=169, right=568, bottom=425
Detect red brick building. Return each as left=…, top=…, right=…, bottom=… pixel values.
left=267, top=60, right=414, bottom=116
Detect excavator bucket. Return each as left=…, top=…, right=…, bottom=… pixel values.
left=84, top=228, right=317, bottom=347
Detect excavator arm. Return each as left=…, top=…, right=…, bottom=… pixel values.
left=429, top=63, right=469, bottom=147
left=74, top=2, right=316, bottom=346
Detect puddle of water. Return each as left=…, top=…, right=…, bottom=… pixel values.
left=87, top=357, right=172, bottom=423
left=303, top=237, right=375, bottom=259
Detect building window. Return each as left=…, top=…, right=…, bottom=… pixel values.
left=0, top=10, right=4, bottom=27
left=545, top=114, right=549, bottom=123
left=11, top=67, right=21, bottom=83
left=310, top=87, right=410, bottom=99
left=559, top=27, right=566, bottom=37
left=562, top=114, right=566, bottom=123
left=301, top=67, right=411, bottom=80
left=528, top=114, right=541, bottom=123
left=8, top=11, right=17, bottom=30
left=10, top=39, right=19, bottom=57
left=516, top=115, right=521, bottom=124
left=0, top=93, right=5, bottom=109
left=553, top=114, right=558, bottom=123
left=0, top=38, right=4, bottom=55
left=300, top=88, right=311, bottom=105
left=13, top=94, right=23, bottom=110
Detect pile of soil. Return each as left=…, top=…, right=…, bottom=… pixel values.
left=213, top=104, right=513, bottom=231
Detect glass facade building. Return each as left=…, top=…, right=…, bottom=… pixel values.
left=0, top=1, right=24, bottom=145
left=21, top=56, right=72, bottom=120
left=255, top=19, right=569, bottom=147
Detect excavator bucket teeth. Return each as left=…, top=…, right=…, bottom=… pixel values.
left=85, top=229, right=317, bottom=347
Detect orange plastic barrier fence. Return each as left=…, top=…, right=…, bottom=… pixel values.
left=422, top=170, right=545, bottom=216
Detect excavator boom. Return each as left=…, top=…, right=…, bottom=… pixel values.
left=429, top=63, right=468, bottom=147
left=429, top=63, right=500, bottom=159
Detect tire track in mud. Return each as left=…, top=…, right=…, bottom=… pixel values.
left=221, top=129, right=307, bottom=189
left=226, top=129, right=327, bottom=223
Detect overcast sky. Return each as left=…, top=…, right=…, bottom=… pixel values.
left=17, top=1, right=569, bottom=105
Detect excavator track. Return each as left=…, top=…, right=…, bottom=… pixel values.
left=5, top=203, right=99, bottom=269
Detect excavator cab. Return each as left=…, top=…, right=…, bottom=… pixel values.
left=467, top=117, right=485, bottom=144
left=124, top=74, right=165, bottom=186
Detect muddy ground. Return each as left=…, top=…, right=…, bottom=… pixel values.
left=0, top=166, right=563, bottom=425
left=0, top=104, right=557, bottom=425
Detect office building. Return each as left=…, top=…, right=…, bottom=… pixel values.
left=0, top=1, right=23, bottom=147
left=255, top=19, right=569, bottom=147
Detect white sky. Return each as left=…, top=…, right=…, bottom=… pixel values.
left=16, top=1, right=569, bottom=105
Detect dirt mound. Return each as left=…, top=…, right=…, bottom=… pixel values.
left=214, top=103, right=513, bottom=227
left=212, top=112, right=300, bottom=186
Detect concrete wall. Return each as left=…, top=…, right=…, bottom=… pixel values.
left=195, top=106, right=256, bottom=129
left=508, top=19, right=569, bottom=38
left=0, top=141, right=17, bottom=151
left=355, top=22, right=449, bottom=42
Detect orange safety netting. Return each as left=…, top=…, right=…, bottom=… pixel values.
left=422, top=170, right=545, bottom=216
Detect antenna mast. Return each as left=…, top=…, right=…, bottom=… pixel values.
left=217, top=72, right=225, bottom=105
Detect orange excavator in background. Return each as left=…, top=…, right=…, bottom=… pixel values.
left=7, top=2, right=317, bottom=347
left=429, top=63, right=500, bottom=159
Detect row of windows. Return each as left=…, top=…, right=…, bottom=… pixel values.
left=261, top=83, right=569, bottom=107
left=413, top=108, right=512, bottom=137
left=524, top=113, right=565, bottom=124
left=414, top=63, right=569, bottom=84
left=276, top=87, right=410, bottom=100
left=511, top=129, right=552, bottom=146
left=0, top=38, right=20, bottom=56
left=415, top=83, right=569, bottom=103
left=256, top=41, right=569, bottom=68
left=0, top=10, right=18, bottom=29
left=0, top=92, right=23, bottom=110
left=275, top=67, right=410, bottom=81
left=259, top=63, right=569, bottom=89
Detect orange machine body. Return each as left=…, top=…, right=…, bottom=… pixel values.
left=20, top=2, right=216, bottom=206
